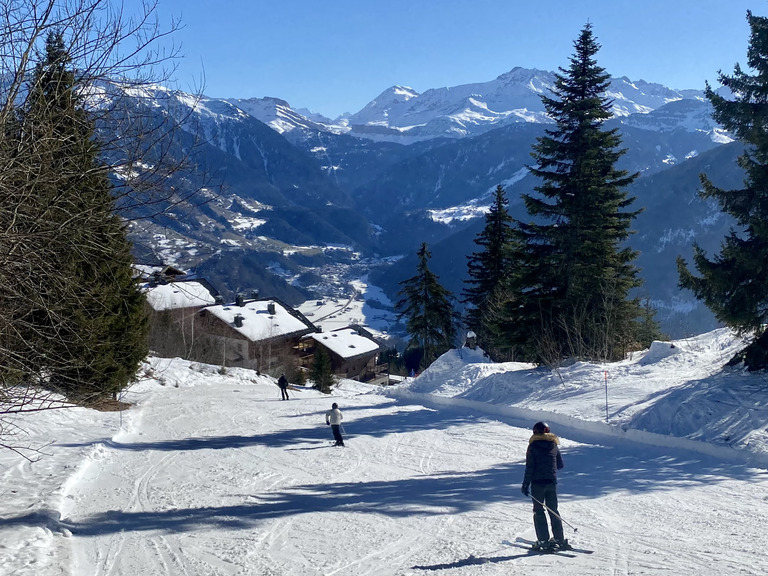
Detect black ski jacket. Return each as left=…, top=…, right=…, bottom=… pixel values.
left=522, top=432, right=564, bottom=488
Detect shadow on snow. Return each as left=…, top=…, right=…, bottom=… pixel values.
left=9, top=397, right=765, bottom=537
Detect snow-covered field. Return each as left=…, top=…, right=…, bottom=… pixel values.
left=2, top=328, right=768, bottom=575
left=297, top=278, right=398, bottom=340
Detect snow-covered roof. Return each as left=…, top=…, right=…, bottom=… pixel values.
left=205, top=300, right=313, bottom=341
left=309, top=328, right=379, bottom=359
left=144, top=281, right=217, bottom=311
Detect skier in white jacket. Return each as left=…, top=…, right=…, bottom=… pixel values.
left=325, top=402, right=344, bottom=446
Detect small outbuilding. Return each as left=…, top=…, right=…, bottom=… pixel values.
left=304, top=327, right=381, bottom=381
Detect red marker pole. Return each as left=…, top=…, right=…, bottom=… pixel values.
left=604, top=370, right=609, bottom=422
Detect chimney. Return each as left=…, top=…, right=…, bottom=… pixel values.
left=234, top=313, right=244, bottom=328
left=250, top=289, right=259, bottom=299
left=236, top=293, right=245, bottom=307
left=267, top=301, right=276, bottom=315
left=214, top=295, right=224, bottom=305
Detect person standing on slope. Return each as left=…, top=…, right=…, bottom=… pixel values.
left=325, top=402, right=344, bottom=446
left=521, top=421, right=571, bottom=551
left=277, top=373, right=290, bottom=401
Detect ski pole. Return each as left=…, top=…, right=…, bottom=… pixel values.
left=530, top=495, right=578, bottom=532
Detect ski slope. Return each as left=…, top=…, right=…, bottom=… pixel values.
left=1, top=328, right=767, bottom=575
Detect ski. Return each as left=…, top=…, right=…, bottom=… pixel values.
left=514, top=537, right=594, bottom=555
left=503, top=540, right=576, bottom=557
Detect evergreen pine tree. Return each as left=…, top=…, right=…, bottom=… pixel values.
left=677, top=11, right=768, bottom=370
left=9, top=33, right=148, bottom=400
left=633, top=298, right=666, bottom=348
left=396, top=243, right=457, bottom=370
left=514, top=23, right=645, bottom=363
left=311, top=345, right=334, bottom=394
left=293, top=368, right=307, bottom=387
left=461, top=184, right=517, bottom=358
left=480, top=241, right=529, bottom=362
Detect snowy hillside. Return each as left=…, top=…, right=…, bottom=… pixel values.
left=101, top=70, right=731, bottom=341
left=618, top=97, right=732, bottom=142
left=2, top=328, right=767, bottom=575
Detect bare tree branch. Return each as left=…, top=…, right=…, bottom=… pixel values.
left=0, top=0, right=214, bottom=453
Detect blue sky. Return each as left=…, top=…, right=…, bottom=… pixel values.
left=150, top=0, right=758, bottom=119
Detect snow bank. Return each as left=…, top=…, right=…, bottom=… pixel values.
left=388, top=329, right=768, bottom=469
left=637, top=340, right=681, bottom=364
left=390, top=388, right=768, bottom=469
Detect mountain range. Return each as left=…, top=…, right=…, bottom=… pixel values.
left=117, top=67, right=740, bottom=339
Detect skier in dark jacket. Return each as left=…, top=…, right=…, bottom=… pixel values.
left=521, top=421, right=571, bottom=551
left=277, top=373, right=289, bottom=401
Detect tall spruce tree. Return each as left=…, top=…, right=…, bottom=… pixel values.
left=514, top=23, right=644, bottom=363
left=462, top=184, right=516, bottom=358
left=481, top=232, right=530, bottom=361
left=311, top=345, right=335, bottom=394
left=677, top=11, right=768, bottom=370
left=396, top=243, right=457, bottom=370
left=9, top=33, right=148, bottom=401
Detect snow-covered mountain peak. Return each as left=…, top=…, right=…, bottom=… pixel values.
left=351, top=85, right=420, bottom=121
left=372, top=85, right=420, bottom=102
left=495, top=66, right=554, bottom=86
left=391, top=85, right=420, bottom=100
left=225, top=96, right=345, bottom=135
left=216, top=67, right=713, bottom=144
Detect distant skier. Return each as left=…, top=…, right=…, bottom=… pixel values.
left=277, top=373, right=289, bottom=401
left=325, top=402, right=344, bottom=446
left=521, top=421, right=571, bottom=551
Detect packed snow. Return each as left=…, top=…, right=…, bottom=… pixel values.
left=2, top=328, right=768, bottom=575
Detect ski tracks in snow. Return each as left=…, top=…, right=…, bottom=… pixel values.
left=49, top=376, right=768, bottom=576
left=61, top=437, right=194, bottom=575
